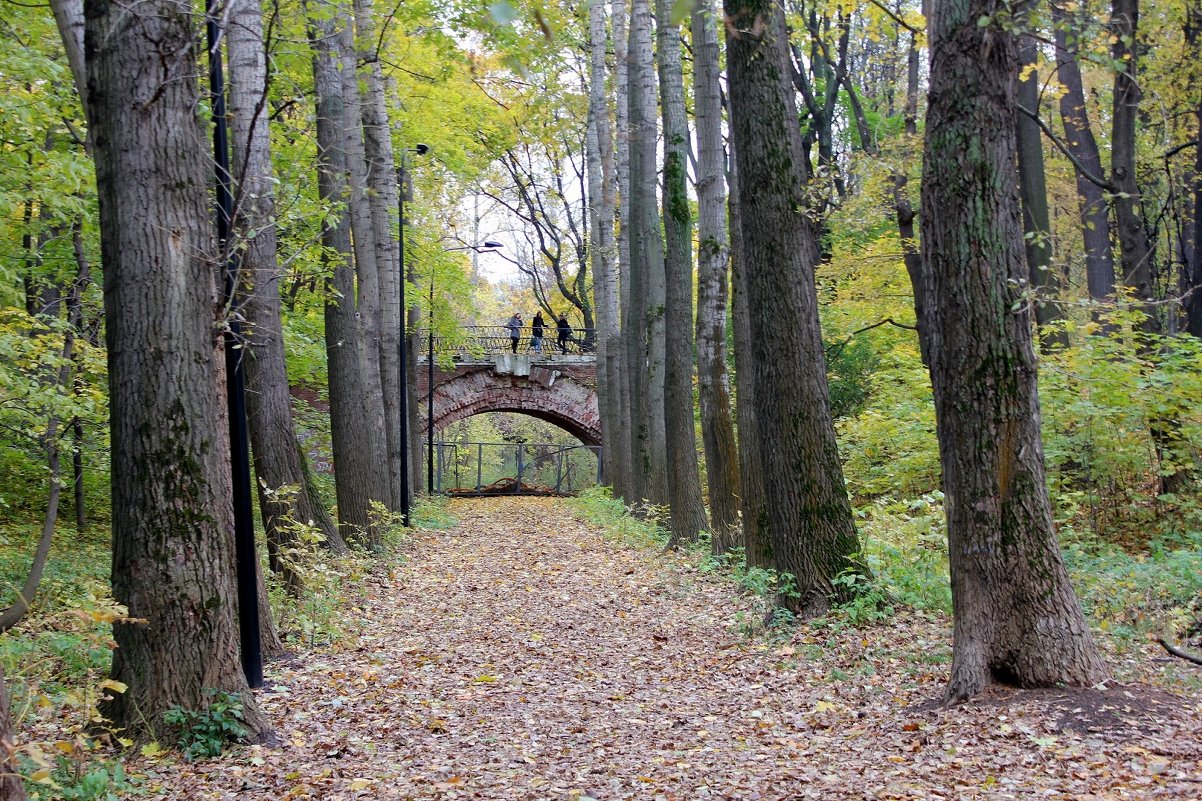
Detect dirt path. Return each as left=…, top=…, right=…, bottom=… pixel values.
left=146, top=498, right=1202, bottom=799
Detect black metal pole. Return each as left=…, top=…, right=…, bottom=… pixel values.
left=206, top=1, right=262, bottom=690
left=396, top=162, right=411, bottom=526
left=427, top=278, right=435, bottom=494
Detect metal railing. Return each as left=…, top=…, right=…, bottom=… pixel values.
left=424, top=441, right=603, bottom=496
left=417, top=325, right=596, bottom=360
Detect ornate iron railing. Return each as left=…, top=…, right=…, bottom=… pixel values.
left=424, top=441, right=603, bottom=496
left=416, top=325, right=596, bottom=359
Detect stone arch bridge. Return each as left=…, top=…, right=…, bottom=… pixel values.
left=416, top=353, right=600, bottom=446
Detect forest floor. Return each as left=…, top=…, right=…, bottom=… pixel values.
left=139, top=497, right=1202, bottom=800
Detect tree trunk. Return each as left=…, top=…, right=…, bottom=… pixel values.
left=1110, top=0, right=1157, bottom=327
left=0, top=337, right=71, bottom=633
left=339, top=21, right=391, bottom=528
left=1016, top=34, right=1065, bottom=346
left=723, top=0, right=862, bottom=613
left=353, top=0, right=406, bottom=514
left=656, top=0, right=708, bottom=545
left=612, top=0, right=634, bottom=503
left=85, top=0, right=267, bottom=737
left=693, top=0, right=741, bottom=553
left=310, top=1, right=386, bottom=546
left=0, top=666, right=24, bottom=800
left=68, top=222, right=89, bottom=532
left=894, top=29, right=930, bottom=366
left=49, top=0, right=88, bottom=121
left=1051, top=2, right=1115, bottom=303
left=229, top=0, right=345, bottom=590
left=586, top=0, right=624, bottom=497
left=1189, top=93, right=1202, bottom=338
left=920, top=0, right=1109, bottom=701
left=728, top=138, right=767, bottom=565
left=628, top=0, right=668, bottom=506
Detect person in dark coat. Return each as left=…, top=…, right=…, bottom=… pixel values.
left=556, top=314, right=571, bottom=354
left=531, top=312, right=546, bottom=354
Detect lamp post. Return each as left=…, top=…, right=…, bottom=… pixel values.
left=206, top=0, right=261, bottom=689
left=428, top=241, right=503, bottom=494
left=396, top=143, right=429, bottom=525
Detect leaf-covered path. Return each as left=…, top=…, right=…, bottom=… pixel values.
left=147, top=498, right=1202, bottom=799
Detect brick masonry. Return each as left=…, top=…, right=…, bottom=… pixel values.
left=416, top=356, right=601, bottom=446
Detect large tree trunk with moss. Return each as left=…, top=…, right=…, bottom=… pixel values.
left=310, top=3, right=387, bottom=547
left=723, top=0, right=862, bottom=613
left=627, top=0, right=667, bottom=505
left=229, top=0, right=345, bottom=588
left=85, top=0, right=267, bottom=737
left=693, top=0, right=740, bottom=553
left=656, top=0, right=707, bottom=545
left=920, top=0, right=1110, bottom=701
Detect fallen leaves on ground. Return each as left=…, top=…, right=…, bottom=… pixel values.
left=140, top=498, right=1202, bottom=799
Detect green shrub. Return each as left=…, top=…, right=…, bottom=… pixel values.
left=163, top=689, right=250, bottom=762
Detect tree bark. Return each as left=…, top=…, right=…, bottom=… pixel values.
left=352, top=0, right=406, bottom=513
left=1051, top=2, right=1115, bottom=303
left=229, top=0, right=345, bottom=590
left=0, top=666, right=23, bottom=800
left=728, top=135, right=768, bottom=566
left=612, top=0, right=634, bottom=503
left=586, top=0, right=625, bottom=497
left=627, top=0, right=668, bottom=506
left=85, top=0, right=267, bottom=736
left=693, top=0, right=741, bottom=553
left=339, top=20, right=391, bottom=527
left=920, top=0, right=1109, bottom=701
left=723, top=0, right=862, bottom=612
left=656, top=0, right=708, bottom=545
left=309, top=1, right=386, bottom=546
left=1110, top=0, right=1156, bottom=328
left=1016, top=34, right=1065, bottom=346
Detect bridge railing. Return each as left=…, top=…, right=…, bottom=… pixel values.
left=417, top=325, right=596, bottom=360
left=426, top=440, right=603, bottom=496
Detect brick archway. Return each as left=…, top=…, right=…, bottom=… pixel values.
left=418, top=360, right=601, bottom=446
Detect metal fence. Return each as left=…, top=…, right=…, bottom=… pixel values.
left=424, top=441, right=603, bottom=496
left=417, top=325, right=596, bottom=360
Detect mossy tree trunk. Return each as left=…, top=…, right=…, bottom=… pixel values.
left=723, top=0, right=862, bottom=613
left=920, top=0, right=1109, bottom=701
left=656, top=0, right=708, bottom=545
left=85, top=0, right=268, bottom=737
left=693, top=0, right=741, bottom=553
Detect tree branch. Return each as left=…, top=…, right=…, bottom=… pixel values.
left=1159, top=637, right=1202, bottom=666
left=1016, top=103, right=1115, bottom=191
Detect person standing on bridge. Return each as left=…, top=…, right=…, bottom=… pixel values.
left=556, top=313, right=571, bottom=354
left=531, top=312, right=546, bottom=354
left=506, top=312, right=522, bottom=354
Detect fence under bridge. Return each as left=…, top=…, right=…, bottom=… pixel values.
left=425, top=441, right=603, bottom=496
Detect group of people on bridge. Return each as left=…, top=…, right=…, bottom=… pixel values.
left=506, top=311, right=572, bottom=355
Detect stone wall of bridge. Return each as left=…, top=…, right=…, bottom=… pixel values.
left=416, top=356, right=600, bottom=446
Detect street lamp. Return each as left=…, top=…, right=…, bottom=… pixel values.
left=396, top=143, right=429, bottom=526
left=427, top=241, right=503, bottom=494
